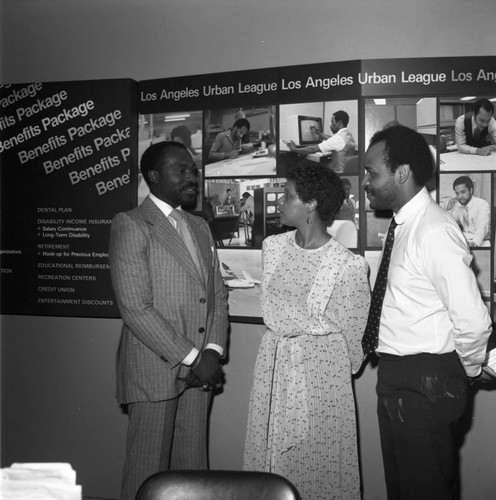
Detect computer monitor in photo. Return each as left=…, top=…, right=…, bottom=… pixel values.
left=287, top=114, right=323, bottom=145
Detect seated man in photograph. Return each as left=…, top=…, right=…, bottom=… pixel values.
left=286, top=110, right=356, bottom=173
left=448, top=175, right=490, bottom=247
left=223, top=188, right=236, bottom=206
left=208, top=118, right=251, bottom=162
left=455, top=98, right=496, bottom=156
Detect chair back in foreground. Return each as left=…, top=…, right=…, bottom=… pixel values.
left=135, top=470, right=301, bottom=500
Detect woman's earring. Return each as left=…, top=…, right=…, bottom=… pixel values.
left=306, top=214, right=311, bottom=224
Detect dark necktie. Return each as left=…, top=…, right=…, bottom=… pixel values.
left=473, top=127, right=481, bottom=141
left=169, top=209, right=203, bottom=277
left=362, top=217, right=398, bottom=356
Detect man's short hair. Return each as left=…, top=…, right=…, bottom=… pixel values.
left=140, top=141, right=188, bottom=187
left=473, top=98, right=494, bottom=117
left=368, top=125, right=434, bottom=187
left=453, top=175, right=474, bottom=190
left=233, top=118, right=251, bottom=131
left=333, top=110, right=350, bottom=127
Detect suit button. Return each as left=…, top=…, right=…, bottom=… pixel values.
left=199, top=327, right=205, bottom=333
left=199, top=298, right=206, bottom=304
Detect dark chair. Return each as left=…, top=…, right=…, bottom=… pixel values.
left=136, top=470, right=301, bottom=500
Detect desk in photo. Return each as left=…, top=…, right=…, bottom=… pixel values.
left=440, top=151, right=496, bottom=171
left=205, top=155, right=276, bottom=177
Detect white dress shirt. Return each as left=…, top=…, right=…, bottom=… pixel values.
left=455, top=114, right=496, bottom=154
left=318, top=131, right=346, bottom=155
left=149, top=193, right=224, bottom=365
left=377, top=188, right=491, bottom=377
left=448, top=195, right=491, bottom=247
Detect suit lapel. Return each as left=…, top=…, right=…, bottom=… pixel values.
left=138, top=197, right=205, bottom=287
left=184, top=212, right=211, bottom=286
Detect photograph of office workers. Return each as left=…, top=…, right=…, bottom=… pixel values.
left=439, top=96, right=496, bottom=172
left=204, top=105, right=277, bottom=178
left=137, top=110, right=204, bottom=208
left=364, top=96, right=437, bottom=248
left=278, top=100, right=358, bottom=176
left=204, top=177, right=286, bottom=248
left=439, top=172, right=491, bottom=248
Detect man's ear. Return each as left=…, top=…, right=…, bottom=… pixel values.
left=148, top=170, right=158, bottom=184
left=396, top=164, right=411, bottom=184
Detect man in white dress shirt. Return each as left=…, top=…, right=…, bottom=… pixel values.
left=362, top=125, right=491, bottom=500
left=455, top=98, right=496, bottom=156
left=286, top=110, right=355, bottom=173
left=448, top=175, right=490, bottom=247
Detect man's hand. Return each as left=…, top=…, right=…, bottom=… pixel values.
left=178, top=370, right=203, bottom=388
left=191, top=349, right=224, bottom=389
left=286, top=140, right=297, bottom=152
left=226, top=150, right=239, bottom=159
left=476, top=147, right=492, bottom=156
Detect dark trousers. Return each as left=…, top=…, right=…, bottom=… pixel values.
left=377, top=351, right=467, bottom=500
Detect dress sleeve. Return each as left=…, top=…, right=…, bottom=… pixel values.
left=331, top=255, right=371, bottom=374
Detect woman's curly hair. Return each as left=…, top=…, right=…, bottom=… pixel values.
left=286, top=163, right=345, bottom=225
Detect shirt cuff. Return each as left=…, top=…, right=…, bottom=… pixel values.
left=205, top=343, right=224, bottom=357
left=182, top=347, right=200, bottom=366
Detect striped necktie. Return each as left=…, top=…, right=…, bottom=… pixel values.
left=362, top=217, right=398, bottom=356
left=169, top=209, right=203, bottom=277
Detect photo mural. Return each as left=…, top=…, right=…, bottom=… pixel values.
left=1, top=56, right=495, bottom=322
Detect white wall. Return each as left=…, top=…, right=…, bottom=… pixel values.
left=2, top=1, right=496, bottom=499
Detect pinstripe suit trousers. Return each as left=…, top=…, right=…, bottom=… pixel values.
left=121, top=388, right=211, bottom=500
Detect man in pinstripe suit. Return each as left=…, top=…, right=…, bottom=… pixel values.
left=109, top=141, right=229, bottom=500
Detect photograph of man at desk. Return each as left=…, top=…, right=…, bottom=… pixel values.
left=204, top=177, right=287, bottom=248
left=204, top=106, right=277, bottom=178
left=278, top=100, right=358, bottom=175
left=439, top=96, right=496, bottom=171
left=439, top=173, right=491, bottom=248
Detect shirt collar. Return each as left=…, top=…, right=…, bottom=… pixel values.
left=149, top=193, right=180, bottom=218
left=394, top=187, right=431, bottom=226
left=466, top=196, right=477, bottom=210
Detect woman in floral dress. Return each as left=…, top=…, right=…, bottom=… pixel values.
left=244, top=164, right=370, bottom=500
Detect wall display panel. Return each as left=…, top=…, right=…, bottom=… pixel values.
left=2, top=57, right=495, bottom=322
left=0, top=79, right=138, bottom=318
